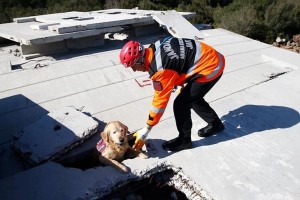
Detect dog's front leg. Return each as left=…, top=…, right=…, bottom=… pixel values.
left=99, top=156, right=129, bottom=173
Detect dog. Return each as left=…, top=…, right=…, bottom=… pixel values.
left=96, top=121, right=148, bottom=173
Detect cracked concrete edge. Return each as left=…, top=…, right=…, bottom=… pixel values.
left=171, top=169, right=214, bottom=200
left=82, top=161, right=214, bottom=200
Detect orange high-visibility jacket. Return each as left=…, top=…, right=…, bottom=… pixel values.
left=146, top=37, right=225, bottom=126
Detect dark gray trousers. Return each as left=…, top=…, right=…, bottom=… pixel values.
left=173, top=74, right=222, bottom=140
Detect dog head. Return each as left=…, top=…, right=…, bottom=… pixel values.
left=101, top=121, right=129, bottom=146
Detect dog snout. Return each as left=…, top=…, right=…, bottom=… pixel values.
left=119, top=137, right=125, bottom=144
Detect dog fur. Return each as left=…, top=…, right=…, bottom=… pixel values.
left=97, top=121, right=148, bottom=173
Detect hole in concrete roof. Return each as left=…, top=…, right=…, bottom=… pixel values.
left=59, top=137, right=137, bottom=170
left=57, top=142, right=212, bottom=199
left=59, top=148, right=101, bottom=170
left=11, top=64, right=22, bottom=70
left=100, top=169, right=188, bottom=200
left=94, top=166, right=212, bottom=200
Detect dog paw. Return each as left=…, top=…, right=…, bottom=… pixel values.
left=121, top=165, right=130, bottom=173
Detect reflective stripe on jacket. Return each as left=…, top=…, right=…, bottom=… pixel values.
left=146, top=38, right=225, bottom=126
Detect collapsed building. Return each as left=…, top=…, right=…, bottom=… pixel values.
left=0, top=8, right=300, bottom=200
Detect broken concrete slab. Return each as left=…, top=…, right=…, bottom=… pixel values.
left=153, top=10, right=204, bottom=40
left=0, top=9, right=195, bottom=58
left=12, top=107, right=98, bottom=165
left=1, top=9, right=300, bottom=199
left=47, top=15, right=150, bottom=34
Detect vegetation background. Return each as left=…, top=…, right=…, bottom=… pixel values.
left=0, top=0, right=299, bottom=44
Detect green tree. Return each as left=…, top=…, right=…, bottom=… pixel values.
left=265, top=0, right=300, bottom=41
left=178, top=0, right=213, bottom=24
left=138, top=0, right=168, bottom=10
left=213, top=0, right=276, bottom=42
left=104, top=0, right=140, bottom=9
left=221, top=5, right=253, bottom=33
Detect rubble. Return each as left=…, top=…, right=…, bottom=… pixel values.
left=12, top=107, right=99, bottom=166
left=273, top=34, right=300, bottom=54
left=87, top=162, right=213, bottom=200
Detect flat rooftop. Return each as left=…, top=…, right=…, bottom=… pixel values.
left=0, top=9, right=300, bottom=200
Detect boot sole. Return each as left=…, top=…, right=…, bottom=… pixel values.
left=198, top=126, right=225, bottom=137
left=162, top=142, right=192, bottom=152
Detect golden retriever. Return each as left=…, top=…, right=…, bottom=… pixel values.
left=96, top=121, right=148, bottom=173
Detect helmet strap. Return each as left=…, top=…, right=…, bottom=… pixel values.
left=135, top=56, right=145, bottom=66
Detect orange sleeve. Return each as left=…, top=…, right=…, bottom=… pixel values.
left=147, top=69, right=179, bottom=126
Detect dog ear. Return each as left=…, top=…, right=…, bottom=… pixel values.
left=123, top=124, right=129, bottom=134
left=101, top=131, right=109, bottom=143
left=101, top=122, right=112, bottom=143
left=118, top=121, right=129, bottom=134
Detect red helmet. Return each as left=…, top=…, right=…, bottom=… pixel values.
left=119, top=41, right=145, bottom=68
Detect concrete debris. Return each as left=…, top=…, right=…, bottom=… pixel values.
left=273, top=34, right=300, bottom=54
left=0, top=9, right=194, bottom=59
left=8, top=48, right=22, bottom=57
left=12, top=107, right=99, bottom=166
left=105, top=32, right=128, bottom=41
left=86, top=162, right=213, bottom=200
left=170, top=170, right=213, bottom=200
left=153, top=10, right=204, bottom=40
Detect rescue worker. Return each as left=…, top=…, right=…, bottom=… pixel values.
left=119, top=37, right=225, bottom=152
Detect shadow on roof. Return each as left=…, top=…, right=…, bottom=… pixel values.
left=195, top=104, right=300, bottom=146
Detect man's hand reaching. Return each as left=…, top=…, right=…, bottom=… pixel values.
left=132, top=126, right=152, bottom=150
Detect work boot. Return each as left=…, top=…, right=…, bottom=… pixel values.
left=198, top=120, right=224, bottom=137
left=162, top=137, right=192, bottom=152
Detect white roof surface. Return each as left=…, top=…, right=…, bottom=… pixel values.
left=0, top=25, right=300, bottom=200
